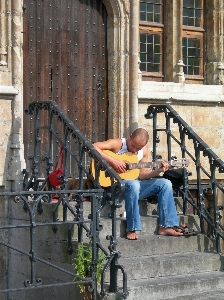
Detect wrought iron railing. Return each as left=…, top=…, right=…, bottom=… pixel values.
left=0, top=100, right=128, bottom=299
left=145, top=104, right=224, bottom=253
left=3, top=101, right=223, bottom=299
left=0, top=189, right=104, bottom=299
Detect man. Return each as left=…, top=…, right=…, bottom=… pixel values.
left=93, top=128, right=183, bottom=240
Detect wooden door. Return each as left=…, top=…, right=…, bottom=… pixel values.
left=23, top=0, right=108, bottom=165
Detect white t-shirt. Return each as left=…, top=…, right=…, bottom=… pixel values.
left=117, top=138, right=143, bottom=161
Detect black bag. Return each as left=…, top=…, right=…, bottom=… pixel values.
left=163, top=168, right=185, bottom=189
left=146, top=168, right=187, bottom=203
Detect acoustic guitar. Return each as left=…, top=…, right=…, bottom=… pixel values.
left=92, top=150, right=189, bottom=187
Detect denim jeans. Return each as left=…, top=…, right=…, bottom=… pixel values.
left=122, top=178, right=179, bottom=231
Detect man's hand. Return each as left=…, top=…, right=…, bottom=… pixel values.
left=110, top=158, right=127, bottom=174
left=159, top=161, right=170, bottom=172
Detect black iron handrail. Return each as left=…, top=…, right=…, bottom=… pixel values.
left=145, top=104, right=224, bottom=253
left=26, top=100, right=128, bottom=298
left=0, top=101, right=127, bottom=299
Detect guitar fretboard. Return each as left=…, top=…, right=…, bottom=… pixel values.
left=127, top=161, right=168, bottom=170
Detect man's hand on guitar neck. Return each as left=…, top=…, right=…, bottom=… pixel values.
left=109, top=157, right=127, bottom=174
left=159, top=161, right=170, bottom=172
left=139, top=159, right=170, bottom=180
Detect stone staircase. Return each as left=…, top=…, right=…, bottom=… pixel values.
left=69, top=196, right=224, bottom=300
left=15, top=195, right=224, bottom=300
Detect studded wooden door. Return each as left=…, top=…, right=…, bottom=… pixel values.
left=23, top=0, right=108, bottom=166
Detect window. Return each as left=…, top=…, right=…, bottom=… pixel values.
left=140, top=32, right=162, bottom=73
left=139, top=0, right=164, bottom=81
left=183, top=0, right=203, bottom=27
left=182, top=0, right=204, bottom=82
left=140, top=0, right=162, bottom=22
left=139, top=0, right=205, bottom=83
left=182, top=37, right=203, bottom=76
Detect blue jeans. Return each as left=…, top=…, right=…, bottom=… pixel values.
left=122, top=178, right=179, bottom=231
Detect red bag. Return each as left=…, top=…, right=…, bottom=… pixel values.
left=48, top=144, right=64, bottom=187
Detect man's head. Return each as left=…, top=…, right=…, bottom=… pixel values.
left=127, top=128, right=149, bottom=154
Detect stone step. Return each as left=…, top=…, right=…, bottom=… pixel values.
left=56, top=196, right=184, bottom=219
left=15, top=195, right=186, bottom=223
left=163, top=289, right=224, bottom=300
left=115, top=234, right=216, bottom=258
left=57, top=213, right=201, bottom=242
left=121, top=271, right=224, bottom=300
left=37, top=234, right=217, bottom=270
left=12, top=197, right=223, bottom=300
left=10, top=201, right=202, bottom=246
left=117, top=252, right=223, bottom=281
left=30, top=215, right=158, bottom=242
left=54, top=200, right=201, bottom=239
left=103, top=239, right=223, bottom=284
left=99, top=213, right=201, bottom=238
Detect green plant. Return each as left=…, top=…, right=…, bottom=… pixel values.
left=73, top=242, right=106, bottom=299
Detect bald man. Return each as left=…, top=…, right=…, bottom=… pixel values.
left=93, top=128, right=183, bottom=240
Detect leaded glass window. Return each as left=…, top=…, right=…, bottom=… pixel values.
left=182, top=0, right=204, bottom=78
left=140, top=33, right=161, bottom=72
left=139, top=0, right=164, bottom=80
left=182, top=38, right=201, bottom=75
left=183, top=0, right=202, bottom=27
left=140, top=0, right=163, bottom=23
left=139, top=0, right=205, bottom=82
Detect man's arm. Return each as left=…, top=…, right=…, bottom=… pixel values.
left=93, top=139, right=127, bottom=173
left=138, top=146, right=170, bottom=180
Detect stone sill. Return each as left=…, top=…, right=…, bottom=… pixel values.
left=138, top=81, right=224, bottom=104
left=0, top=85, right=18, bottom=99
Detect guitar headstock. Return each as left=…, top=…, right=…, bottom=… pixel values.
left=170, top=158, right=190, bottom=167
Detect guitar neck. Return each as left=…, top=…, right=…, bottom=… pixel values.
left=127, top=161, right=170, bottom=170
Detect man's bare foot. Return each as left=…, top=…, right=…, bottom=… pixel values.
left=126, top=231, right=138, bottom=240
left=158, top=227, right=183, bottom=236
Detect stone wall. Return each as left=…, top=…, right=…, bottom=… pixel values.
left=0, top=0, right=25, bottom=191
left=0, top=0, right=25, bottom=296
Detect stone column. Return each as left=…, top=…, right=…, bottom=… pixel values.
left=217, top=0, right=224, bottom=85
left=128, top=0, right=139, bottom=135
left=104, top=0, right=129, bottom=138
left=9, top=0, right=26, bottom=191
left=164, top=0, right=183, bottom=82
left=105, top=0, right=139, bottom=138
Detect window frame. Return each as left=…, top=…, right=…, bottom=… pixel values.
left=182, top=0, right=205, bottom=82
left=139, top=0, right=164, bottom=81
left=139, top=24, right=164, bottom=80
left=139, top=0, right=205, bottom=83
